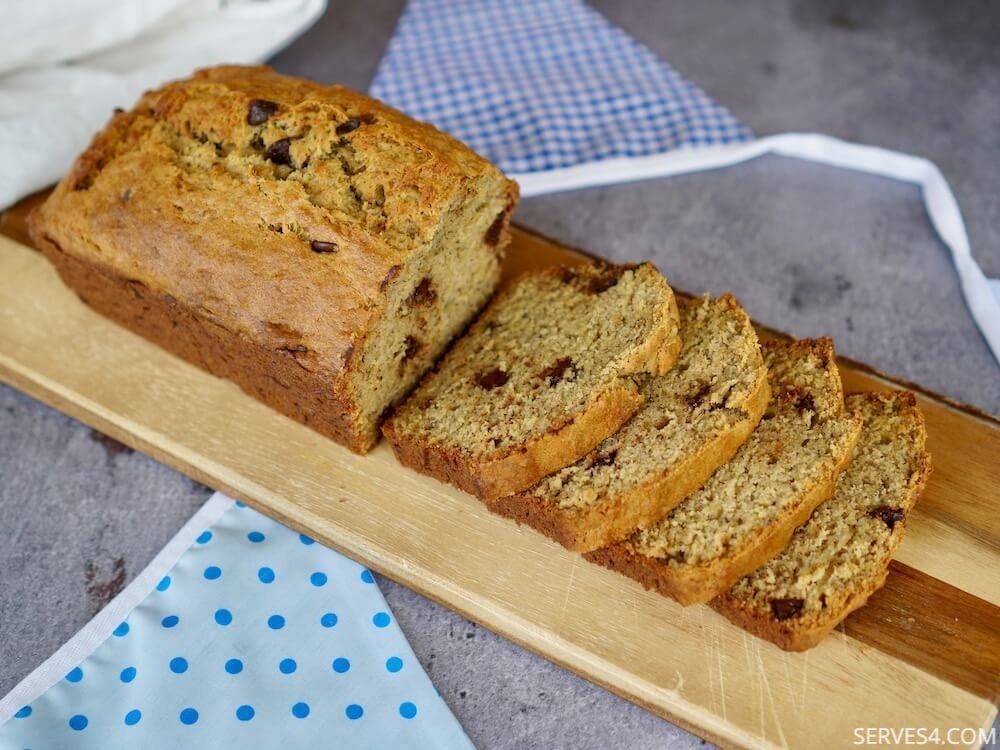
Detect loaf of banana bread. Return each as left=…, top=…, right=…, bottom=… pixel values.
left=28, top=65, right=519, bottom=452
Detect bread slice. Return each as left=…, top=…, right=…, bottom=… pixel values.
left=382, top=262, right=681, bottom=500
left=587, top=338, right=863, bottom=604
left=712, top=391, right=930, bottom=651
left=487, top=294, right=769, bottom=551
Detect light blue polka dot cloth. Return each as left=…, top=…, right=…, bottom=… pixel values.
left=0, top=494, right=473, bottom=749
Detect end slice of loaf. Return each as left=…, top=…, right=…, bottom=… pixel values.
left=587, top=339, right=863, bottom=604
left=488, top=294, right=769, bottom=551
left=712, top=391, right=930, bottom=651
left=382, top=262, right=681, bottom=500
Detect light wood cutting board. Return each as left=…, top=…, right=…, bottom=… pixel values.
left=1, top=194, right=998, bottom=749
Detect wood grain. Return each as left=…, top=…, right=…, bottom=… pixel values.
left=1, top=197, right=998, bottom=749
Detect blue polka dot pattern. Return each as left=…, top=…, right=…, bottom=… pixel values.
left=257, top=566, right=275, bottom=584
left=196, top=530, right=213, bottom=544
left=332, top=657, right=350, bottom=674
left=399, top=702, right=417, bottom=719
left=299, top=533, right=314, bottom=545
left=235, top=500, right=246, bottom=508
left=69, top=714, right=88, bottom=731
left=0, top=496, right=471, bottom=749
left=345, top=704, right=364, bottom=720
left=309, top=571, right=327, bottom=587
left=169, top=657, right=189, bottom=674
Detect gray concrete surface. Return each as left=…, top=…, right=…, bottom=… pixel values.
left=2, top=2, right=998, bottom=749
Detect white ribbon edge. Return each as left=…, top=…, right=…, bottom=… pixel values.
left=0, top=492, right=235, bottom=725
left=512, top=132, right=1000, bottom=365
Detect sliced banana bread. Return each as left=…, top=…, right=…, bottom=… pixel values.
left=712, top=391, right=930, bottom=651
left=29, top=65, right=518, bottom=453
left=488, top=294, right=769, bottom=551
left=587, top=339, right=863, bottom=604
left=382, top=262, right=681, bottom=500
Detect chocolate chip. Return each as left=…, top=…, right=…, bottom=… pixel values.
left=537, top=357, right=575, bottom=387
left=587, top=272, right=620, bottom=294
left=590, top=449, right=617, bottom=468
left=868, top=506, right=905, bottom=531
left=380, top=264, right=402, bottom=292
left=163, top=293, right=176, bottom=306
left=685, top=383, right=712, bottom=409
left=282, top=344, right=308, bottom=353
left=373, top=184, right=386, bottom=207
left=475, top=368, right=509, bottom=390
left=406, top=277, right=437, bottom=306
left=342, top=344, right=355, bottom=368
left=484, top=207, right=508, bottom=247
left=336, top=117, right=366, bottom=135
left=770, top=597, right=805, bottom=621
left=73, top=174, right=94, bottom=191
left=310, top=240, right=338, bottom=254
left=113, top=107, right=124, bottom=114
left=265, top=138, right=293, bottom=166
left=250, top=133, right=265, bottom=151
left=247, top=99, right=280, bottom=125
left=402, top=335, right=422, bottom=362
left=794, top=393, right=816, bottom=413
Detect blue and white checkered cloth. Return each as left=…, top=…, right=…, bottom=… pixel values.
left=370, top=0, right=752, bottom=176
left=371, top=0, right=1000, bottom=362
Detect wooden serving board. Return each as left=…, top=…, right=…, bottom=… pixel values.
left=1, top=195, right=998, bottom=749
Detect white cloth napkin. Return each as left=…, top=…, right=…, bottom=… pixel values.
left=0, top=0, right=325, bottom=209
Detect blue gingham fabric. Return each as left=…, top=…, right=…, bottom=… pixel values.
left=369, top=0, right=752, bottom=175
left=0, top=494, right=473, bottom=750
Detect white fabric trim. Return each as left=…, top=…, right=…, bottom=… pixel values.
left=513, top=132, right=1000, bottom=364
left=0, top=493, right=235, bottom=724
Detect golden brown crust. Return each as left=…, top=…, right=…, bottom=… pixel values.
left=495, top=371, right=771, bottom=551
left=385, top=382, right=645, bottom=499
left=588, top=413, right=862, bottom=603
left=30, top=229, right=366, bottom=451
left=29, top=65, right=517, bottom=453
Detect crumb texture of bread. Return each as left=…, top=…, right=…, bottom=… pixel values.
left=28, top=64, right=519, bottom=452
left=588, top=338, right=863, bottom=604
left=383, top=262, right=681, bottom=500
left=490, top=294, right=769, bottom=551
left=713, top=391, right=930, bottom=651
